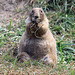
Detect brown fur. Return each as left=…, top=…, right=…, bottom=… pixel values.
left=18, top=8, right=57, bottom=66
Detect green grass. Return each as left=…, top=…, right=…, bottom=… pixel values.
left=0, top=1, right=75, bottom=75
left=0, top=13, right=75, bottom=74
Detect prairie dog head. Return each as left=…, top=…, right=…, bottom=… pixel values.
left=29, top=8, right=46, bottom=23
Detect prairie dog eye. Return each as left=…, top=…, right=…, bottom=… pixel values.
left=40, top=10, right=43, bottom=14
left=30, top=10, right=34, bottom=16
left=32, top=10, right=34, bottom=13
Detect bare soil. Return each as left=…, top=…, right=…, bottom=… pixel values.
left=0, top=0, right=29, bottom=27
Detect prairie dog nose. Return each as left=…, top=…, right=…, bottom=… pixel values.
left=35, top=16, right=38, bottom=19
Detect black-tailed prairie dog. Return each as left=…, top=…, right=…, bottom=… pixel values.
left=18, top=8, right=57, bottom=66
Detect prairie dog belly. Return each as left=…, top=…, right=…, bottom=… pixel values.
left=24, top=38, right=49, bottom=59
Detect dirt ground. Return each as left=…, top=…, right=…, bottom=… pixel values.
left=0, top=0, right=30, bottom=28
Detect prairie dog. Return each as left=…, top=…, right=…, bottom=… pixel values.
left=18, top=8, right=57, bottom=66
